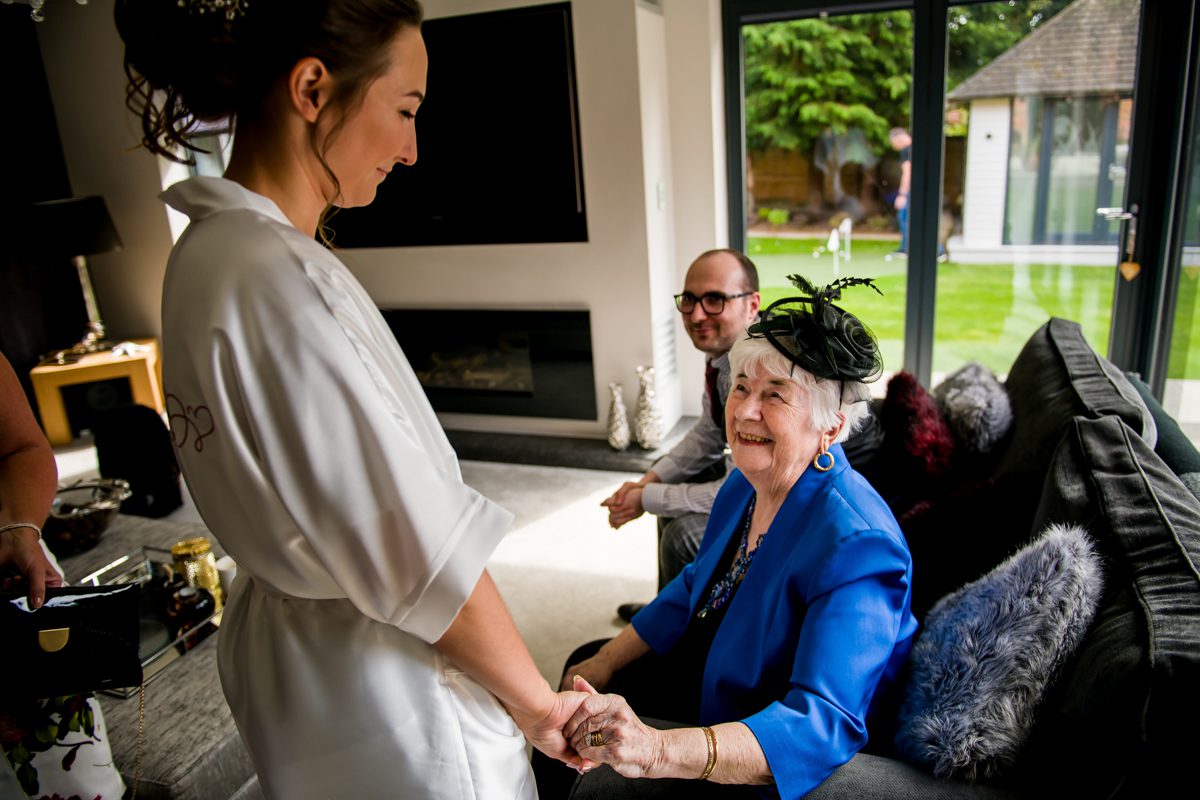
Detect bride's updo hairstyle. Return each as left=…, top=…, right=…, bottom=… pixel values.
left=115, top=0, right=423, bottom=172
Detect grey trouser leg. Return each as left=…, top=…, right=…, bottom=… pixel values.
left=657, top=513, right=709, bottom=591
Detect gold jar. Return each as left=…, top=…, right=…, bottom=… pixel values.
left=171, top=536, right=224, bottom=611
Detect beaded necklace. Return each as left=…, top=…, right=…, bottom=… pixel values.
left=696, top=496, right=759, bottom=620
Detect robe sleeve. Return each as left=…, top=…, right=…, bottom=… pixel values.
left=741, top=528, right=911, bottom=800
left=214, top=251, right=512, bottom=644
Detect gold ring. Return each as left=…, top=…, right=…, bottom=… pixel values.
left=586, top=731, right=606, bottom=747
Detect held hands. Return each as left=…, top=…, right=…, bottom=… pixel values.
left=513, top=686, right=599, bottom=770
left=600, top=473, right=659, bottom=529
left=894, top=193, right=908, bottom=211
left=564, top=677, right=664, bottom=779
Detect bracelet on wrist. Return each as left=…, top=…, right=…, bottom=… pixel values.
left=698, top=726, right=717, bottom=781
left=0, top=522, right=42, bottom=538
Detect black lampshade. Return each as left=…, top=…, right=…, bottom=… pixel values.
left=18, top=196, right=123, bottom=259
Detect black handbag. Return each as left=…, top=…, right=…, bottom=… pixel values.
left=1, top=584, right=143, bottom=700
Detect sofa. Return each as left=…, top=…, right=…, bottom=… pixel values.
left=574, top=318, right=1200, bottom=799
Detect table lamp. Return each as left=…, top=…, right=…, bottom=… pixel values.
left=22, top=196, right=123, bottom=363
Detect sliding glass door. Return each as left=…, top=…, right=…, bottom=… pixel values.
left=934, top=0, right=1136, bottom=376
left=725, top=0, right=1196, bottom=415
left=738, top=7, right=914, bottom=379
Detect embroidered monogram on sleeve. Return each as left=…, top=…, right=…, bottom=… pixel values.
left=166, top=393, right=216, bottom=453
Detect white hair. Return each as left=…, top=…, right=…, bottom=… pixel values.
left=727, top=334, right=870, bottom=444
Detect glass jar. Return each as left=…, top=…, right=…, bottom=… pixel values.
left=171, top=537, right=224, bottom=611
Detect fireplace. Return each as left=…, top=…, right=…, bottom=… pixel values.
left=381, top=309, right=596, bottom=421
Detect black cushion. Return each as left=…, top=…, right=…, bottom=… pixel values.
left=897, top=472, right=1042, bottom=622
left=1021, top=414, right=1200, bottom=797
left=994, top=318, right=1149, bottom=481
left=1124, top=370, right=1200, bottom=479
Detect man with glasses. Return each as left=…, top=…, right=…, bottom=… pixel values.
left=602, top=249, right=761, bottom=622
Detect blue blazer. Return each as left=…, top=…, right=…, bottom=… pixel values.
left=633, top=444, right=918, bottom=800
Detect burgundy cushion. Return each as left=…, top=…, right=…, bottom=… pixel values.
left=876, top=372, right=957, bottom=514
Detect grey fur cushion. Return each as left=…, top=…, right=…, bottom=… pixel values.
left=933, top=362, right=1013, bottom=454
left=895, top=523, right=1103, bottom=782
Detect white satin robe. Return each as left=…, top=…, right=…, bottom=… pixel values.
left=159, top=177, right=534, bottom=799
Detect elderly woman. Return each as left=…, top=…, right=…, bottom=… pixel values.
left=536, top=277, right=918, bottom=799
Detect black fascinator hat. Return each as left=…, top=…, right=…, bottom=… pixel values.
left=747, top=275, right=884, bottom=384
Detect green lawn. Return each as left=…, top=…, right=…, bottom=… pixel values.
left=748, top=235, right=1130, bottom=376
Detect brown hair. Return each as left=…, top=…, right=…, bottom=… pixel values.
left=115, top=0, right=423, bottom=211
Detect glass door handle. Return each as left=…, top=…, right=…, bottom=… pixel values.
left=1097, top=204, right=1140, bottom=272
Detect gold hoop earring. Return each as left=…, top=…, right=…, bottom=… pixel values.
left=813, top=450, right=834, bottom=472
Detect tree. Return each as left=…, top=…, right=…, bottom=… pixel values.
left=743, top=13, right=912, bottom=157
left=947, top=1, right=1076, bottom=91
left=741, top=1, right=1080, bottom=214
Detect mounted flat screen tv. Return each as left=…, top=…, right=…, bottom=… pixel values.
left=325, top=2, right=587, bottom=247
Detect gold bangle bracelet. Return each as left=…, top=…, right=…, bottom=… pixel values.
left=699, top=726, right=717, bottom=781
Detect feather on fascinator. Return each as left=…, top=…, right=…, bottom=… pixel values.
left=747, top=275, right=884, bottom=384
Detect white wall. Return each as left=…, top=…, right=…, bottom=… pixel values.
left=342, top=0, right=664, bottom=437
left=635, top=1, right=681, bottom=428
left=662, top=0, right=728, bottom=417
left=36, top=0, right=175, bottom=342
left=33, top=0, right=731, bottom=438
left=961, top=98, right=1011, bottom=249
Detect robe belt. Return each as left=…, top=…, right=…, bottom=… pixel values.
left=243, top=574, right=346, bottom=603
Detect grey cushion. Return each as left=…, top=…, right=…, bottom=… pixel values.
left=1024, top=414, right=1200, bottom=797
left=995, top=318, right=1152, bottom=480
left=932, top=362, right=1013, bottom=455
left=894, top=524, right=1102, bottom=782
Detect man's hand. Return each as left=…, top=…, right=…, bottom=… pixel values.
left=894, top=193, right=908, bottom=211
left=600, top=473, right=660, bottom=530
left=600, top=484, right=645, bottom=529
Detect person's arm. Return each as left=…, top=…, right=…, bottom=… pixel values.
left=0, top=355, right=61, bottom=608
left=740, top=529, right=913, bottom=798
left=640, top=460, right=728, bottom=518
left=559, top=619, right=652, bottom=691
left=602, top=383, right=727, bottom=527
left=895, top=158, right=911, bottom=209
left=436, top=570, right=591, bottom=766
left=648, top=380, right=727, bottom=485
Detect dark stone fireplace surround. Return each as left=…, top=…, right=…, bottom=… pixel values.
left=381, top=308, right=597, bottom=421
left=381, top=307, right=691, bottom=472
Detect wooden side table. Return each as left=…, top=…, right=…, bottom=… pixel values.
left=29, top=338, right=164, bottom=446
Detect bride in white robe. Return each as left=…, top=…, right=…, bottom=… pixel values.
left=116, top=3, right=591, bottom=797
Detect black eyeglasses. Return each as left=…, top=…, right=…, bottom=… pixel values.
left=674, top=291, right=752, bottom=315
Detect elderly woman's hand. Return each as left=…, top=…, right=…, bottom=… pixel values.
left=564, top=684, right=664, bottom=779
